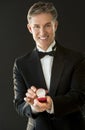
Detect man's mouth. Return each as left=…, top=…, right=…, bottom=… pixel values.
left=39, top=36, right=48, bottom=40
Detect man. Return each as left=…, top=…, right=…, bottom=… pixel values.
left=13, top=1, right=85, bottom=130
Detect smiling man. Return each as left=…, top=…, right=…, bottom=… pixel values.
left=13, top=1, right=85, bottom=130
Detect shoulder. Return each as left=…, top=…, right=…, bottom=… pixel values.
left=14, top=48, right=36, bottom=66
left=57, top=43, right=85, bottom=65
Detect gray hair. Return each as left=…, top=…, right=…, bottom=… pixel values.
left=27, top=1, right=58, bottom=22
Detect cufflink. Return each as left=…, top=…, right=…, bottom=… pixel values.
left=36, top=88, right=47, bottom=102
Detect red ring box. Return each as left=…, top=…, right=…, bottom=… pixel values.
left=37, top=97, right=47, bottom=102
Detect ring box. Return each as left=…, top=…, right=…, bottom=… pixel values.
left=36, top=88, right=47, bottom=103
left=37, top=97, right=47, bottom=102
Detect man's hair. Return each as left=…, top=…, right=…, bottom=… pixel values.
left=27, top=1, right=58, bottom=22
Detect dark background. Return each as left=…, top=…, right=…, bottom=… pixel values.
left=0, top=0, right=85, bottom=130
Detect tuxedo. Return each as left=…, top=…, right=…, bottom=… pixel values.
left=13, top=43, right=85, bottom=130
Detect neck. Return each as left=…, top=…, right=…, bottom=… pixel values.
left=38, top=46, right=50, bottom=51
left=37, top=40, right=56, bottom=52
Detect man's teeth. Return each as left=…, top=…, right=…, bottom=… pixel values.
left=40, top=37, right=48, bottom=40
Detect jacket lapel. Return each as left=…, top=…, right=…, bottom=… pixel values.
left=28, top=48, right=47, bottom=90
left=49, top=47, right=65, bottom=97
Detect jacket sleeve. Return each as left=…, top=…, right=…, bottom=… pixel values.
left=13, top=59, right=38, bottom=118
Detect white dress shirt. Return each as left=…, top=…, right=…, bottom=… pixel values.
left=37, top=41, right=56, bottom=91
left=31, top=41, right=56, bottom=114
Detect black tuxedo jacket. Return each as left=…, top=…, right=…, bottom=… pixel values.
left=13, top=43, right=85, bottom=130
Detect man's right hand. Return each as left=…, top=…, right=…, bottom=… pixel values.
left=24, top=86, right=37, bottom=105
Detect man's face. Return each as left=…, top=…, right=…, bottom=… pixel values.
left=27, top=13, right=58, bottom=50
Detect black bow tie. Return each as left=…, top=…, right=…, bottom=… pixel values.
left=38, top=51, right=56, bottom=59
left=37, top=43, right=56, bottom=59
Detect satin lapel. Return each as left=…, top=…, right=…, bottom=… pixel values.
left=49, top=48, right=65, bottom=97
left=28, top=49, right=47, bottom=90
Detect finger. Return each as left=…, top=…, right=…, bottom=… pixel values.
left=46, top=90, right=49, bottom=94
left=24, top=97, right=34, bottom=105
left=26, top=92, right=36, bottom=99
left=27, top=89, right=36, bottom=98
left=24, top=97, right=31, bottom=104
left=46, top=96, right=52, bottom=103
left=34, top=99, right=47, bottom=109
left=33, top=99, right=39, bottom=106
left=24, top=97, right=30, bottom=102
left=33, top=100, right=47, bottom=112
left=31, top=86, right=37, bottom=92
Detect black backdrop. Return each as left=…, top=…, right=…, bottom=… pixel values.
left=0, top=0, right=85, bottom=130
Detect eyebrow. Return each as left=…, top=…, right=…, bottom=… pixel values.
left=33, top=22, right=52, bottom=26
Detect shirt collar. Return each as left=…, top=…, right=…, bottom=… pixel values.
left=36, top=40, right=56, bottom=52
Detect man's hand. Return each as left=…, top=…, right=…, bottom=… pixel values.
left=24, top=86, right=37, bottom=105
left=32, top=96, right=53, bottom=112
left=24, top=86, right=53, bottom=113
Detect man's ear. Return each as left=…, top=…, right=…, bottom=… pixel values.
left=27, top=24, right=32, bottom=34
left=55, top=20, right=58, bottom=31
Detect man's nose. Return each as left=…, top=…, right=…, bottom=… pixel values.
left=39, top=27, right=46, bottom=35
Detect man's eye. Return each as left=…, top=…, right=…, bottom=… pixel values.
left=34, top=26, right=40, bottom=29
left=46, top=24, right=51, bottom=27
